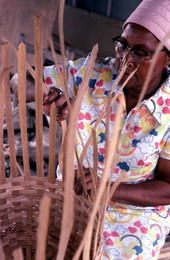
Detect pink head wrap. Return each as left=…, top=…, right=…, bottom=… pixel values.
left=123, top=0, right=170, bottom=51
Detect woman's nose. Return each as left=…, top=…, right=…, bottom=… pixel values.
left=122, top=49, right=135, bottom=64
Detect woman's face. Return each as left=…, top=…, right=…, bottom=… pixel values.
left=115, top=23, right=170, bottom=97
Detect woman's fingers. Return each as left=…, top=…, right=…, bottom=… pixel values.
left=74, top=171, right=94, bottom=195
left=74, top=177, right=83, bottom=195
left=43, top=87, right=59, bottom=104
left=43, top=88, right=68, bottom=120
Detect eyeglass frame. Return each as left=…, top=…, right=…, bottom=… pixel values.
left=112, top=35, right=167, bottom=63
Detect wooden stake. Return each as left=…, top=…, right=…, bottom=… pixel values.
left=56, top=44, right=98, bottom=260
left=1, top=35, right=49, bottom=95
left=0, top=68, right=6, bottom=183
left=58, top=120, right=67, bottom=172
left=12, top=248, right=24, bottom=260
left=3, top=43, right=18, bottom=177
left=34, top=15, right=44, bottom=177
left=58, top=0, right=67, bottom=87
left=73, top=99, right=123, bottom=259
left=0, top=240, right=5, bottom=260
left=36, top=196, right=51, bottom=260
left=18, top=43, right=31, bottom=180
left=48, top=103, right=57, bottom=184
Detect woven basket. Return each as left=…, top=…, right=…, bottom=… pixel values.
left=0, top=12, right=103, bottom=259
left=0, top=176, right=101, bottom=260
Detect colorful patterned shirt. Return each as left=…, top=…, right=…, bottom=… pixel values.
left=43, top=55, right=170, bottom=227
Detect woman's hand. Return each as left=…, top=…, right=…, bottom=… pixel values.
left=74, top=168, right=100, bottom=195
left=43, top=87, right=69, bottom=122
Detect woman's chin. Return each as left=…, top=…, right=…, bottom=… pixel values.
left=120, top=75, right=137, bottom=88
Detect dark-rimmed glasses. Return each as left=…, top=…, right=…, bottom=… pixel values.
left=112, top=36, right=167, bottom=63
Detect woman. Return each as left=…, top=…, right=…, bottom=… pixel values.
left=35, top=0, right=170, bottom=258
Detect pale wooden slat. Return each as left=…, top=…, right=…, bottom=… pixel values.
left=1, top=35, right=49, bottom=95
left=56, top=0, right=75, bottom=257
left=90, top=128, right=98, bottom=200
left=57, top=43, right=98, bottom=260
left=18, top=43, right=31, bottom=180
left=35, top=196, right=51, bottom=260
left=3, top=43, right=18, bottom=178
left=48, top=103, right=57, bottom=184
left=12, top=248, right=24, bottom=260
left=0, top=240, right=5, bottom=260
left=58, top=120, right=67, bottom=172
left=0, top=68, right=6, bottom=183
left=34, top=15, right=44, bottom=177
left=73, top=98, right=124, bottom=259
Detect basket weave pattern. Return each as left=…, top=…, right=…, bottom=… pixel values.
left=0, top=176, right=99, bottom=259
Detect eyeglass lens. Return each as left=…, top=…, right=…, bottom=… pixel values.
left=115, top=41, right=145, bottom=63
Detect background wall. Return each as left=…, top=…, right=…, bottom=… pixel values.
left=67, top=0, right=142, bottom=21
left=54, top=0, right=142, bottom=58
left=1, top=0, right=143, bottom=68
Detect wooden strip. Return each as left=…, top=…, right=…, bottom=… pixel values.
left=92, top=184, right=109, bottom=259
left=3, top=146, right=24, bottom=176
left=75, top=128, right=92, bottom=173
left=93, top=190, right=108, bottom=258
left=56, top=44, right=98, bottom=260
left=83, top=227, right=93, bottom=260
left=1, top=35, right=49, bottom=95
left=35, top=196, right=51, bottom=260
left=105, top=94, right=112, bottom=160
left=102, top=97, right=124, bottom=187
left=50, top=32, right=87, bottom=182
left=110, top=60, right=128, bottom=96
left=73, top=100, right=123, bottom=259
left=49, top=37, right=69, bottom=174
left=90, top=128, right=98, bottom=200
left=34, top=15, right=44, bottom=177
left=49, top=36, right=66, bottom=105
left=110, top=66, right=138, bottom=106
left=58, top=120, right=67, bottom=172
left=49, top=36, right=65, bottom=92
left=18, top=43, right=31, bottom=180
left=49, top=35, right=71, bottom=178
left=78, top=62, right=128, bottom=166
left=58, top=0, right=67, bottom=88
left=48, top=103, right=57, bottom=184
left=3, top=43, right=18, bottom=177
left=78, top=108, right=105, bottom=165
left=0, top=68, right=6, bottom=183
left=109, top=172, right=126, bottom=201
left=78, top=63, right=130, bottom=164
left=12, top=248, right=24, bottom=260
left=49, top=35, right=70, bottom=109
left=92, top=213, right=102, bottom=258
left=78, top=64, right=137, bottom=174
left=0, top=240, right=5, bottom=260
left=75, top=150, right=88, bottom=197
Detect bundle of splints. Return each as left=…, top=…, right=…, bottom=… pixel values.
left=0, top=0, right=167, bottom=259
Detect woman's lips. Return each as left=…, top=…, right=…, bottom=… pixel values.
left=118, top=70, right=137, bottom=85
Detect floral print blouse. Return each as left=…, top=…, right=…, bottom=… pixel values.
left=43, top=55, right=170, bottom=226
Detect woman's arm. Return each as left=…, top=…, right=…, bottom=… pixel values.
left=111, top=157, right=170, bottom=206
left=75, top=158, right=170, bottom=207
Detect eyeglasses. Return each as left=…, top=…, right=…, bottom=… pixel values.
left=112, top=36, right=167, bottom=63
